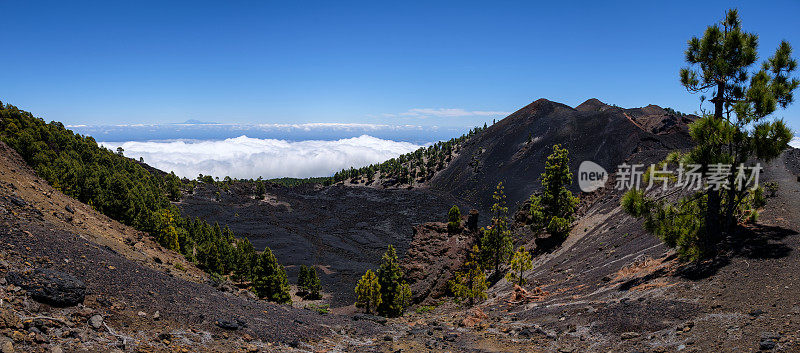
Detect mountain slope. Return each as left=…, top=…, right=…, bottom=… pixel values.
left=430, top=98, right=695, bottom=213
left=178, top=98, right=696, bottom=309
left=178, top=180, right=465, bottom=308
left=0, top=140, right=370, bottom=351
left=357, top=148, right=800, bottom=352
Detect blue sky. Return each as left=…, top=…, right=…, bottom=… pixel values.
left=1, top=1, right=799, bottom=131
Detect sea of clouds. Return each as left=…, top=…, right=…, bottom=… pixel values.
left=101, top=135, right=422, bottom=180
left=792, top=136, right=800, bottom=148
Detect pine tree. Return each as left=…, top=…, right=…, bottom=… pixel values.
left=398, top=282, right=412, bottom=310
left=252, top=248, right=291, bottom=304
left=447, top=205, right=462, bottom=233
left=624, top=9, right=797, bottom=260
left=376, top=245, right=410, bottom=317
left=480, top=182, right=513, bottom=273
left=505, top=247, right=533, bottom=286
left=355, top=269, right=381, bottom=314
left=298, top=265, right=322, bottom=299
left=297, top=265, right=310, bottom=295
left=529, top=144, right=578, bottom=239
left=306, top=266, right=321, bottom=299
left=155, top=209, right=180, bottom=251
left=233, top=238, right=256, bottom=282
left=255, top=179, right=266, bottom=200
left=165, top=172, right=182, bottom=202
left=449, top=245, right=488, bottom=305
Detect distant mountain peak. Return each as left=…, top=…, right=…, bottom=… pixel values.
left=575, top=98, right=609, bottom=112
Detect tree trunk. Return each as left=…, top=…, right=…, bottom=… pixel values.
left=705, top=190, right=722, bottom=256
left=704, top=82, right=726, bottom=255
left=713, top=82, right=725, bottom=119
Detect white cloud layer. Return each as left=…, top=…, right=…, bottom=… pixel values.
left=791, top=136, right=800, bottom=149
left=101, top=135, right=422, bottom=179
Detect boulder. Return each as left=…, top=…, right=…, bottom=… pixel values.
left=215, top=319, right=240, bottom=330
left=760, top=332, right=780, bottom=350
left=0, top=339, right=12, bottom=353
left=6, top=269, right=86, bottom=307
left=459, top=307, right=487, bottom=328
left=215, top=317, right=247, bottom=330
left=508, top=284, right=548, bottom=304
left=88, top=315, right=103, bottom=330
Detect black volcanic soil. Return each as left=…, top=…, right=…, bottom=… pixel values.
left=350, top=149, right=800, bottom=353
left=429, top=98, right=695, bottom=214
left=179, top=99, right=696, bottom=310
left=4, top=99, right=799, bottom=352
left=0, top=208, right=352, bottom=345
left=178, top=182, right=466, bottom=308
left=0, top=140, right=382, bottom=351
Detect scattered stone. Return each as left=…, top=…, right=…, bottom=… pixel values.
left=50, top=346, right=63, bottom=353
left=153, top=311, right=160, bottom=320
left=517, top=325, right=555, bottom=339
left=137, top=311, right=147, bottom=317
left=425, top=339, right=438, bottom=349
left=620, top=332, right=641, bottom=340
left=215, top=319, right=239, bottom=330
left=0, top=309, right=21, bottom=329
left=8, top=196, right=26, bottom=207
left=459, top=308, right=487, bottom=328
left=352, top=313, right=387, bottom=325
left=508, top=284, right=548, bottom=303
left=6, top=269, right=86, bottom=307
left=760, top=332, right=780, bottom=350
left=0, top=339, right=11, bottom=353
left=759, top=339, right=776, bottom=350
left=88, top=315, right=103, bottom=330
left=10, top=331, right=24, bottom=342
left=64, top=205, right=74, bottom=214
left=33, top=332, right=48, bottom=343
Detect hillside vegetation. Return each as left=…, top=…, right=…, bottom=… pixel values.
left=0, top=101, right=291, bottom=303
left=328, top=125, right=487, bottom=187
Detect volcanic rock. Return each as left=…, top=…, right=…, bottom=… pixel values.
left=401, top=222, right=473, bottom=304
left=6, top=269, right=86, bottom=307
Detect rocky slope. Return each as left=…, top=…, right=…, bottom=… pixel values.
left=340, top=148, right=800, bottom=352
left=430, top=98, right=695, bottom=213
left=181, top=99, right=696, bottom=311
left=179, top=180, right=466, bottom=308
left=0, top=141, right=378, bottom=352
left=3, top=98, right=800, bottom=352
